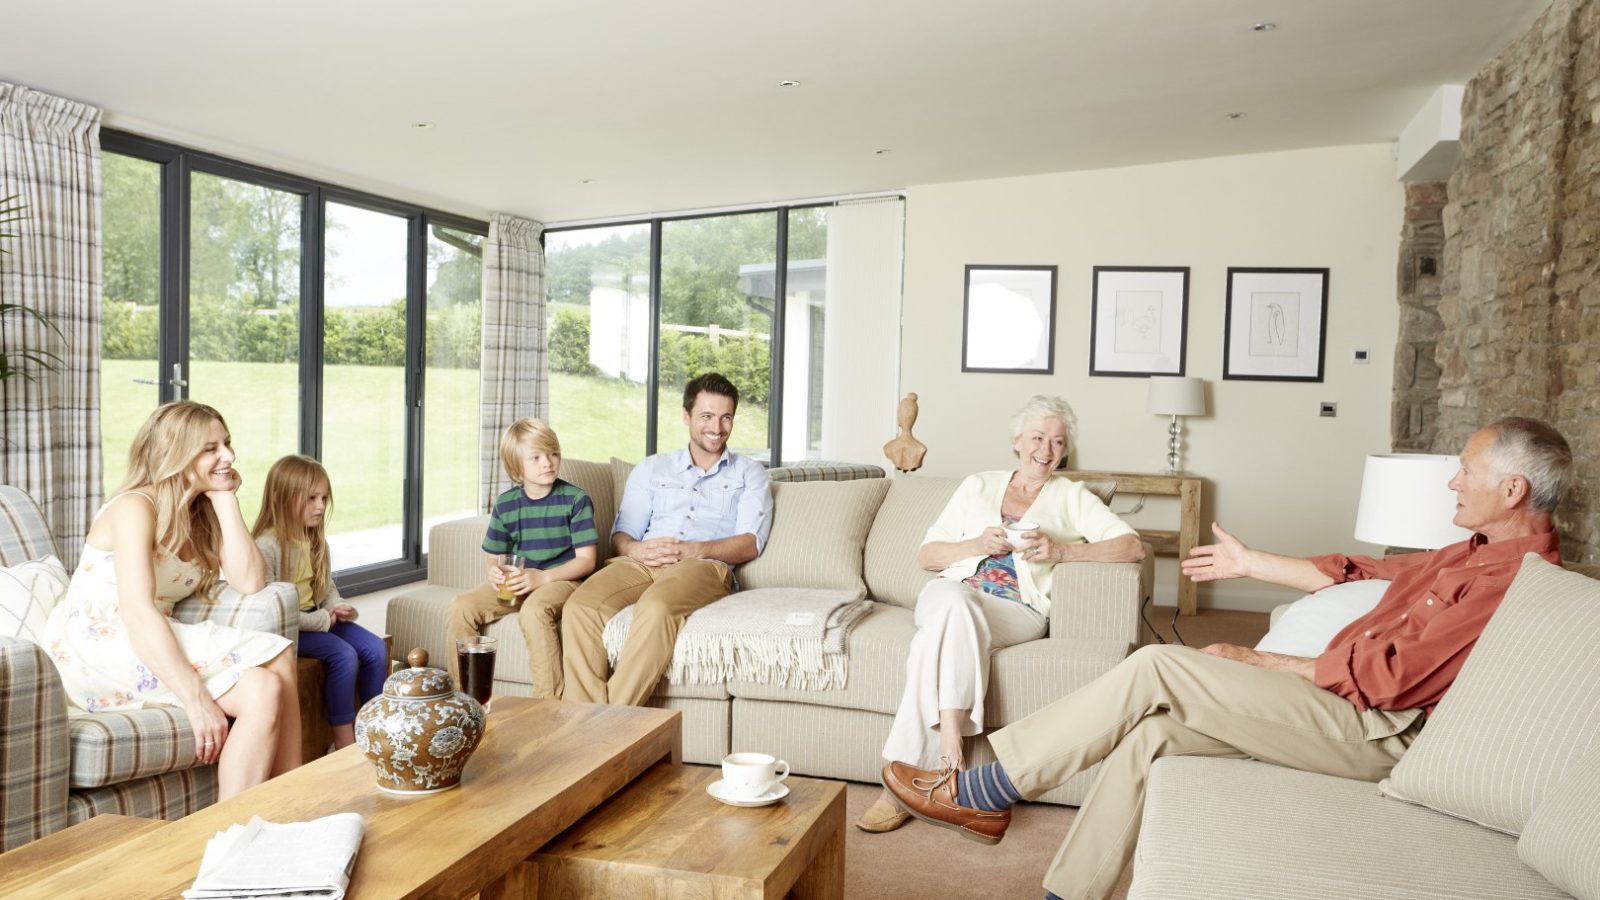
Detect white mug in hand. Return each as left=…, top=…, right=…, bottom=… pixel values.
left=1005, top=520, right=1040, bottom=551
left=721, top=751, right=790, bottom=799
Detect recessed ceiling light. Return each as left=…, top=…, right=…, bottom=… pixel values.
left=577, top=178, right=595, bottom=185
left=1226, top=112, right=1245, bottom=119
left=778, top=80, right=802, bottom=88
left=411, top=122, right=434, bottom=129
left=874, top=149, right=891, bottom=155
left=1249, top=22, right=1276, bottom=32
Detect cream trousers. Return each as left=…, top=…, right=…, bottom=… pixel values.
left=881, top=578, right=1048, bottom=768
left=989, top=644, right=1423, bottom=900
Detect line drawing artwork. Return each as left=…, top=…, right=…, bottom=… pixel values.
left=1112, top=290, right=1163, bottom=354
left=1248, top=291, right=1299, bottom=357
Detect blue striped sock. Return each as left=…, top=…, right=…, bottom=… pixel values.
left=956, top=762, right=1022, bottom=811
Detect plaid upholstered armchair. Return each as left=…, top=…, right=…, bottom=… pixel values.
left=0, top=485, right=298, bottom=851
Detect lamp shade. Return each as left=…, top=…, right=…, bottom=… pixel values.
left=1353, top=454, right=1473, bottom=550
left=1146, top=376, right=1205, bottom=417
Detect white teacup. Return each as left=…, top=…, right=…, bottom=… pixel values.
left=1005, top=520, right=1040, bottom=550
left=721, top=751, right=790, bottom=799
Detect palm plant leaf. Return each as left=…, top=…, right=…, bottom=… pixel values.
left=0, top=193, right=25, bottom=251
left=0, top=302, right=63, bottom=339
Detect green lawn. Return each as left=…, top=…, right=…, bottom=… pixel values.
left=101, top=361, right=769, bottom=535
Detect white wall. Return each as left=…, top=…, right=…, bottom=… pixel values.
left=899, top=144, right=1404, bottom=612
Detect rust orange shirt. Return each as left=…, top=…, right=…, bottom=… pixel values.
left=1309, top=530, right=1559, bottom=715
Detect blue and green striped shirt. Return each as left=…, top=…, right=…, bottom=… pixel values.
left=482, top=480, right=598, bottom=570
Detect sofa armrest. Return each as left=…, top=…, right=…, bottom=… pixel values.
left=425, top=515, right=493, bottom=592
left=173, top=581, right=299, bottom=640
left=1046, top=547, right=1153, bottom=646
left=0, top=636, right=70, bottom=851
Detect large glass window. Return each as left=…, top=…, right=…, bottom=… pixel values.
left=660, top=214, right=774, bottom=462
left=99, top=131, right=486, bottom=591
left=322, top=201, right=409, bottom=569
left=545, top=223, right=651, bottom=461
left=423, top=225, right=484, bottom=550
left=783, top=208, right=827, bottom=460
left=100, top=152, right=163, bottom=490
left=187, top=172, right=303, bottom=523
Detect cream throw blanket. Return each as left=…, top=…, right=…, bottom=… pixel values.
left=602, top=588, right=871, bottom=691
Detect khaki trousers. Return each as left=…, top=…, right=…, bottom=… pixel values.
left=445, top=580, right=578, bottom=700
left=560, top=557, right=732, bottom=706
left=988, top=645, right=1423, bottom=900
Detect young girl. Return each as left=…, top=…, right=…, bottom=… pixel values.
left=42, top=401, right=300, bottom=799
left=253, top=455, right=387, bottom=749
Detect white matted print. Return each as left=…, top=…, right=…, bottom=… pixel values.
left=1090, top=267, right=1189, bottom=376
left=962, top=265, right=1057, bottom=374
left=1223, top=268, right=1329, bottom=382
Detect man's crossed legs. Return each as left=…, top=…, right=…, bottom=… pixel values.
left=885, top=644, right=1423, bottom=900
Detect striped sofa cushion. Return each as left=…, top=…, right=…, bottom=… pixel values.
left=767, top=462, right=886, bottom=482
left=65, top=766, right=216, bottom=826
left=1380, top=554, right=1600, bottom=834
left=68, top=707, right=197, bottom=788
left=0, top=636, right=69, bottom=851
left=862, top=476, right=959, bottom=610
left=0, top=485, right=58, bottom=567
left=1520, top=749, right=1600, bottom=899
left=737, top=479, right=890, bottom=593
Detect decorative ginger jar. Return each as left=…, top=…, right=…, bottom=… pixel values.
left=355, top=648, right=486, bottom=794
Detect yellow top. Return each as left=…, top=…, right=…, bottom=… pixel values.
left=291, top=538, right=316, bottom=612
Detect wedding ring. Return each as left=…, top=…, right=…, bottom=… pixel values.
left=204, top=739, right=215, bottom=745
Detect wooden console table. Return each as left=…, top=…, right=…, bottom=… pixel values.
left=1065, top=470, right=1204, bottom=616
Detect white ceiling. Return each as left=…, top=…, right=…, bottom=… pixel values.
left=0, top=0, right=1548, bottom=224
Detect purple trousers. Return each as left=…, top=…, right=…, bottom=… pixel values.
left=298, top=621, right=387, bottom=725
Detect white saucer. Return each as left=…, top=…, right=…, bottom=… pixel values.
left=707, top=779, right=790, bottom=807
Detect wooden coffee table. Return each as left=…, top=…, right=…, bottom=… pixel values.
left=528, top=763, right=845, bottom=899
left=4, top=698, right=678, bottom=899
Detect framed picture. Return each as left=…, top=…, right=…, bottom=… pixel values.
left=1089, top=266, right=1190, bottom=376
left=1223, top=268, right=1330, bottom=382
left=961, top=265, right=1057, bottom=374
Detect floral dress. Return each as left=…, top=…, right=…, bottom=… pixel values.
left=41, top=532, right=291, bottom=713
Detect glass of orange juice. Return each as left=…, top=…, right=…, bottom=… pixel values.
left=495, top=554, right=527, bottom=606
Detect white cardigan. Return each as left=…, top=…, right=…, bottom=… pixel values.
left=923, top=470, right=1136, bottom=616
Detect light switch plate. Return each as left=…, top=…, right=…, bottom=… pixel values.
left=1320, top=402, right=1337, bottom=417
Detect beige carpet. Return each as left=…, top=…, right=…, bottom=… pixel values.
left=842, top=606, right=1266, bottom=899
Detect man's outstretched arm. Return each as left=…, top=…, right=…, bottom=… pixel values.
left=1181, top=523, right=1336, bottom=594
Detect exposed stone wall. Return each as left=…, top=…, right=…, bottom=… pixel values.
left=1392, top=182, right=1446, bottom=451
left=1434, top=0, right=1600, bottom=560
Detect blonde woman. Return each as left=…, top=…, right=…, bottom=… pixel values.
left=253, top=454, right=386, bottom=749
left=42, top=401, right=300, bottom=798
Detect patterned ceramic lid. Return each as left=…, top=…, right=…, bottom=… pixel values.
left=383, top=649, right=453, bottom=699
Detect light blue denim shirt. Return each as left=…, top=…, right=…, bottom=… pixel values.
left=614, top=447, right=774, bottom=552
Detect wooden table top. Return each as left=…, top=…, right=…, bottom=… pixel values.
left=536, top=763, right=845, bottom=889
left=0, top=815, right=166, bottom=896
left=7, top=698, right=679, bottom=900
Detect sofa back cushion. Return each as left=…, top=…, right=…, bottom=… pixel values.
left=1379, top=554, right=1600, bottom=834
left=738, top=479, right=890, bottom=593
left=863, top=476, right=961, bottom=609
left=554, top=458, right=616, bottom=561
left=0, top=485, right=58, bottom=566
left=1519, top=749, right=1600, bottom=900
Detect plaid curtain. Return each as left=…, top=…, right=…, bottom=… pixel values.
left=0, top=83, right=102, bottom=561
left=478, top=213, right=547, bottom=511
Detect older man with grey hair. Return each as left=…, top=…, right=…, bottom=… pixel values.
left=882, top=416, right=1570, bottom=900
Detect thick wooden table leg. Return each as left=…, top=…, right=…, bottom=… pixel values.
left=789, top=821, right=845, bottom=899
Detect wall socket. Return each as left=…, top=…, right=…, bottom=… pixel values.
left=1320, top=402, right=1338, bottom=417
left=1353, top=347, right=1370, bottom=364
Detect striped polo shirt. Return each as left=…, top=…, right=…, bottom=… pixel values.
left=482, top=480, right=598, bottom=570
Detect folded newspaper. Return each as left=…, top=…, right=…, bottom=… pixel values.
left=183, top=813, right=365, bottom=900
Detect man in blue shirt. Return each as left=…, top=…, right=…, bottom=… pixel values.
left=561, top=372, right=773, bottom=706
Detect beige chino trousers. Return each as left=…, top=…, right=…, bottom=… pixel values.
left=988, top=644, right=1423, bottom=900
left=445, top=580, right=578, bottom=700
left=560, top=557, right=732, bottom=706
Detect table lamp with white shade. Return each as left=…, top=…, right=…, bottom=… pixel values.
left=1146, top=376, right=1206, bottom=474
left=1354, top=453, right=1474, bottom=550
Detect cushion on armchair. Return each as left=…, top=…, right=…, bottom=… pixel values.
left=0, top=555, right=69, bottom=644
left=1519, top=749, right=1600, bottom=899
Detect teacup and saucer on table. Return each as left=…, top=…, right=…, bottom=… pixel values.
left=707, top=752, right=791, bottom=807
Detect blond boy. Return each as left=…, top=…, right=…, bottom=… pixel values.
left=445, top=419, right=597, bottom=698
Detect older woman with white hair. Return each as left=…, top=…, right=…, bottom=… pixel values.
left=856, top=395, right=1145, bottom=833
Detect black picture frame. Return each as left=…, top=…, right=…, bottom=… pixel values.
left=960, top=264, right=1057, bottom=374
left=1088, top=266, right=1190, bottom=377
left=1222, top=267, right=1330, bottom=382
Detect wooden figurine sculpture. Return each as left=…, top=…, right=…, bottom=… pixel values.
left=883, top=392, right=928, bottom=473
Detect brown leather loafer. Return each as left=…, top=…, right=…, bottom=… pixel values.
left=882, top=761, right=1010, bottom=845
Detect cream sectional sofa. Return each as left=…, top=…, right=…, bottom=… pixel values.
left=1129, top=555, right=1600, bottom=899
left=389, top=458, right=1153, bottom=805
